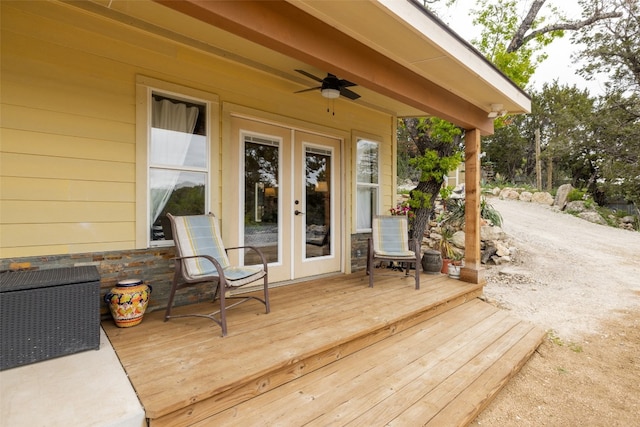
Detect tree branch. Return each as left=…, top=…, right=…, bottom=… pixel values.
left=508, top=0, right=546, bottom=53
left=507, top=9, right=623, bottom=53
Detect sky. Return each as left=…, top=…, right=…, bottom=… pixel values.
left=432, top=0, right=608, bottom=96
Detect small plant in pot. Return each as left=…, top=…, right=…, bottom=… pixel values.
left=438, top=226, right=456, bottom=274
left=448, top=253, right=463, bottom=279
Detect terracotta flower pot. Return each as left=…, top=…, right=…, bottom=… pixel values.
left=441, top=258, right=451, bottom=274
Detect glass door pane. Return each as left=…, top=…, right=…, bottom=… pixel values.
left=243, top=137, right=279, bottom=265
left=304, top=147, right=331, bottom=259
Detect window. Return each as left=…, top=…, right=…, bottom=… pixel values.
left=356, top=138, right=379, bottom=231
left=148, top=93, right=208, bottom=243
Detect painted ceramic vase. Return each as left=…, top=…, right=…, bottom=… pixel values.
left=105, top=279, right=152, bottom=328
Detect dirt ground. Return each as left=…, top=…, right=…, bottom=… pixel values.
left=471, top=198, right=640, bottom=426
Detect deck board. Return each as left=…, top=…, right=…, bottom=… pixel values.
left=200, top=300, right=501, bottom=426
left=103, top=271, right=542, bottom=426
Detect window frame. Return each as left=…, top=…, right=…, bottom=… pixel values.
left=135, top=76, right=219, bottom=248
left=355, top=136, right=381, bottom=233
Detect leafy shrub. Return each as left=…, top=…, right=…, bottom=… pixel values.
left=567, top=188, right=587, bottom=202
left=481, top=198, right=503, bottom=227
left=439, top=197, right=503, bottom=228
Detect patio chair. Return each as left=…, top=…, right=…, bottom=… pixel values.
left=367, top=215, right=420, bottom=289
left=165, top=213, right=270, bottom=336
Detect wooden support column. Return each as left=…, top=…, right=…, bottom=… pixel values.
left=461, top=129, right=486, bottom=285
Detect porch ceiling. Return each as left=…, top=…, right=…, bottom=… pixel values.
left=289, top=0, right=531, bottom=117
left=77, top=0, right=530, bottom=134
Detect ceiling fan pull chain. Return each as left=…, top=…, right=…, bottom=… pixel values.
left=326, top=99, right=335, bottom=116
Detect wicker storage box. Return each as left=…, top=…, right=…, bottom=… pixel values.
left=0, top=266, right=101, bottom=370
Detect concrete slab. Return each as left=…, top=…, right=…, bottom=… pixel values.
left=1, top=327, right=145, bottom=427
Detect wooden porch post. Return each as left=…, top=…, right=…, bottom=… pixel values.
left=460, top=129, right=486, bottom=285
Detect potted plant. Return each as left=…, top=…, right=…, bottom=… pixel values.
left=448, top=254, right=463, bottom=279
left=438, top=226, right=456, bottom=274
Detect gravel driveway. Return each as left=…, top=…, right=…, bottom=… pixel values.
left=482, top=197, right=640, bottom=340
left=473, top=197, right=640, bottom=426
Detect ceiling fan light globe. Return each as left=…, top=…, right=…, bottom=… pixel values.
left=321, top=88, right=340, bottom=99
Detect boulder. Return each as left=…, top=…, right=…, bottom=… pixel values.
left=621, top=215, right=635, bottom=224
left=554, top=183, right=573, bottom=209
left=481, top=225, right=506, bottom=241
left=495, top=241, right=510, bottom=257
left=491, top=255, right=511, bottom=265
left=578, top=211, right=607, bottom=225
left=500, top=188, right=520, bottom=200
left=451, top=231, right=466, bottom=249
left=519, top=191, right=533, bottom=202
left=429, top=231, right=443, bottom=241
left=566, top=200, right=589, bottom=213
left=531, top=191, right=554, bottom=206
left=481, top=246, right=497, bottom=264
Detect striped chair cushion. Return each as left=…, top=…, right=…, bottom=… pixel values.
left=172, top=215, right=266, bottom=285
left=372, top=216, right=415, bottom=258
left=172, top=215, right=231, bottom=279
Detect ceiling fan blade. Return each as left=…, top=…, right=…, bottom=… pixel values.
left=340, top=87, right=361, bottom=100
left=294, top=86, right=321, bottom=94
left=338, top=79, right=357, bottom=88
left=295, top=69, right=324, bottom=83
left=293, top=70, right=361, bottom=100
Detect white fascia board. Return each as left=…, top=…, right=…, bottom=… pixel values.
left=375, top=0, right=531, bottom=113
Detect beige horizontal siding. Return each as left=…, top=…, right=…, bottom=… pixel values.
left=0, top=0, right=395, bottom=258
left=1, top=152, right=133, bottom=182
left=0, top=241, right=137, bottom=259
left=1, top=201, right=134, bottom=224
left=1, top=129, right=133, bottom=162
left=1, top=222, right=134, bottom=248
left=1, top=177, right=134, bottom=202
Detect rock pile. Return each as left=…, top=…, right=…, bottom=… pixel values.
left=493, top=186, right=555, bottom=206
left=422, top=222, right=516, bottom=266
left=399, top=182, right=637, bottom=268
left=495, top=183, right=638, bottom=230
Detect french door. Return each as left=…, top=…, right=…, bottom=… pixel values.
left=230, top=117, right=341, bottom=283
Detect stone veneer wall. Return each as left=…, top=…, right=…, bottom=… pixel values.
left=350, top=232, right=371, bottom=272
left=0, top=248, right=213, bottom=321
left=2, top=237, right=373, bottom=321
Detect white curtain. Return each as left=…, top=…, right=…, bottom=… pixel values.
left=150, top=98, right=199, bottom=226
left=357, top=186, right=375, bottom=230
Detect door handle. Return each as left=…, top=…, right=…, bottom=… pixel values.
left=294, top=210, right=305, bottom=216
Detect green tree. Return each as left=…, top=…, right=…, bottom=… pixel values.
left=410, top=0, right=626, bottom=216
left=574, top=0, right=639, bottom=95
left=590, top=93, right=640, bottom=208
left=472, top=0, right=553, bottom=87
left=481, top=114, right=533, bottom=182
left=396, top=124, right=420, bottom=184
left=399, top=118, right=462, bottom=242
left=461, top=0, right=622, bottom=191
left=533, top=82, right=595, bottom=189
left=573, top=0, right=640, bottom=210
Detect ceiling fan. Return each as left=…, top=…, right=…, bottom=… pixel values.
left=294, top=69, right=361, bottom=100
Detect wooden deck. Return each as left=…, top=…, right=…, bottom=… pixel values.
left=102, top=271, right=545, bottom=426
